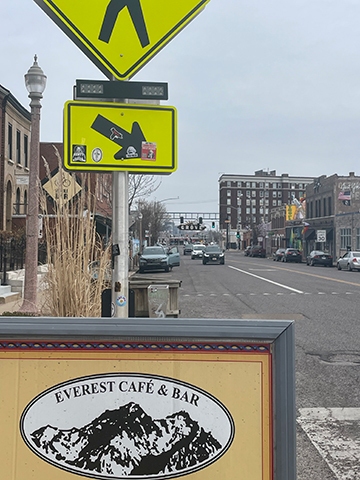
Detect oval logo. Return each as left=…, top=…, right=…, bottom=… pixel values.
left=20, top=373, right=235, bottom=480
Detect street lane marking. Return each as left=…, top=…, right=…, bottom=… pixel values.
left=298, top=408, right=360, bottom=479
left=236, top=261, right=360, bottom=287
left=228, top=265, right=304, bottom=293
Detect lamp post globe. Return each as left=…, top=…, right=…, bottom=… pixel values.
left=19, top=56, right=46, bottom=314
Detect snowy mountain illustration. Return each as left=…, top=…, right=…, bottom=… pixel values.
left=31, top=402, right=222, bottom=477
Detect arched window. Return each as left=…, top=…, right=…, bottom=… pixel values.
left=6, top=181, right=12, bottom=231
left=16, top=188, right=20, bottom=214
left=24, top=190, right=28, bottom=214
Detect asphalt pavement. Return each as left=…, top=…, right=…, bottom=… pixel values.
left=166, top=249, right=360, bottom=480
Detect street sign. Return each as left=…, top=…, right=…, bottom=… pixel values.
left=34, top=0, right=211, bottom=79
left=316, top=229, right=326, bottom=243
left=178, top=223, right=206, bottom=231
left=63, top=101, right=177, bottom=173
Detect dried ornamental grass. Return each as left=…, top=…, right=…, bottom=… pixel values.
left=40, top=148, right=110, bottom=317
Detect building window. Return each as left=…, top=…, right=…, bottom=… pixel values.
left=252, top=207, right=256, bottom=214
left=260, top=207, right=264, bottom=214
left=246, top=198, right=250, bottom=206
left=278, top=191, right=282, bottom=197
left=16, top=130, right=21, bottom=164
left=227, top=207, right=231, bottom=214
left=246, top=207, right=250, bottom=214
left=259, top=182, right=264, bottom=188
left=357, top=229, right=360, bottom=250
left=237, top=189, right=242, bottom=196
left=260, top=191, right=264, bottom=197
left=24, top=190, right=28, bottom=214
left=252, top=182, right=256, bottom=188
left=272, top=191, right=277, bottom=197
left=328, top=197, right=332, bottom=216
left=265, top=199, right=269, bottom=206
left=227, top=189, right=231, bottom=196
left=8, top=123, right=13, bottom=159
left=265, top=191, right=269, bottom=197
left=227, top=198, right=231, bottom=205
left=265, top=182, right=269, bottom=188
left=237, top=197, right=242, bottom=205
left=340, top=228, right=351, bottom=249
left=323, top=198, right=327, bottom=217
left=291, top=183, right=295, bottom=189
left=265, top=208, right=269, bottom=214
left=246, top=182, right=250, bottom=188
left=252, top=190, right=256, bottom=197
left=24, top=135, right=28, bottom=168
left=278, top=200, right=282, bottom=206
left=15, top=188, right=21, bottom=214
left=237, top=181, right=241, bottom=187
left=246, top=190, right=250, bottom=197
left=227, top=181, right=231, bottom=187
left=251, top=199, right=256, bottom=205
left=260, top=199, right=264, bottom=205
left=238, top=207, right=241, bottom=214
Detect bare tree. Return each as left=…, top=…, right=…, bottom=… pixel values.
left=138, top=200, right=168, bottom=246
left=128, top=175, right=161, bottom=209
left=98, top=174, right=161, bottom=209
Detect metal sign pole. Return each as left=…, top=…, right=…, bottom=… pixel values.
left=112, top=170, right=129, bottom=317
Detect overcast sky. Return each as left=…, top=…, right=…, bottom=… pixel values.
left=3, top=0, right=360, bottom=217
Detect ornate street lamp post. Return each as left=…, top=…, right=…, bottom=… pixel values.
left=19, top=56, right=46, bottom=313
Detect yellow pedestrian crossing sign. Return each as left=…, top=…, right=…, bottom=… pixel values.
left=63, top=101, right=177, bottom=173
left=34, top=0, right=211, bottom=79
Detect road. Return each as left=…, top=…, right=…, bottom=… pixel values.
left=165, top=250, right=360, bottom=479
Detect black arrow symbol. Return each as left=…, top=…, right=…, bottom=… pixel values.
left=99, top=0, right=150, bottom=47
left=91, top=114, right=146, bottom=160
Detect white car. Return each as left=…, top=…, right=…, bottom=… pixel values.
left=191, top=244, right=205, bottom=259
left=337, top=251, right=360, bottom=271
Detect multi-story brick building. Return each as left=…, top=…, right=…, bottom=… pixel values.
left=219, top=170, right=314, bottom=233
left=0, top=85, right=31, bottom=231
left=305, top=172, right=360, bottom=260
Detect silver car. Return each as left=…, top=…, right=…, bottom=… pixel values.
left=337, top=251, right=360, bottom=271
left=139, top=246, right=180, bottom=273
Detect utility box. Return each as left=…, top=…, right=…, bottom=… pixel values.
left=129, top=275, right=180, bottom=317
left=147, top=285, right=169, bottom=318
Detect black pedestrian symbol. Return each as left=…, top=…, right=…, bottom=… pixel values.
left=99, top=0, right=150, bottom=47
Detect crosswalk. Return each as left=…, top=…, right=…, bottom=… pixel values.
left=297, top=408, right=360, bottom=479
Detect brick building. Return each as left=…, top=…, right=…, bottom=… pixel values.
left=219, top=170, right=314, bottom=235
left=0, top=85, right=31, bottom=232
left=305, top=172, right=360, bottom=260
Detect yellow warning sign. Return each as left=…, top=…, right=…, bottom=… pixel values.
left=63, top=101, right=177, bottom=173
left=34, top=0, right=211, bottom=79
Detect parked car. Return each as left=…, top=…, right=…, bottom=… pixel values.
left=202, top=245, right=225, bottom=264
left=139, top=245, right=179, bottom=273
left=249, top=245, right=266, bottom=258
left=337, top=251, right=360, bottom=271
left=282, top=248, right=302, bottom=263
left=244, top=246, right=251, bottom=256
left=273, top=248, right=286, bottom=261
left=183, top=243, right=193, bottom=255
left=191, top=244, right=205, bottom=259
left=306, top=250, right=333, bottom=267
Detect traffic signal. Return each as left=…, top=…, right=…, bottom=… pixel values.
left=180, top=216, right=184, bottom=223
left=212, top=221, right=215, bottom=228
left=199, top=217, right=203, bottom=224
left=236, top=231, right=240, bottom=238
